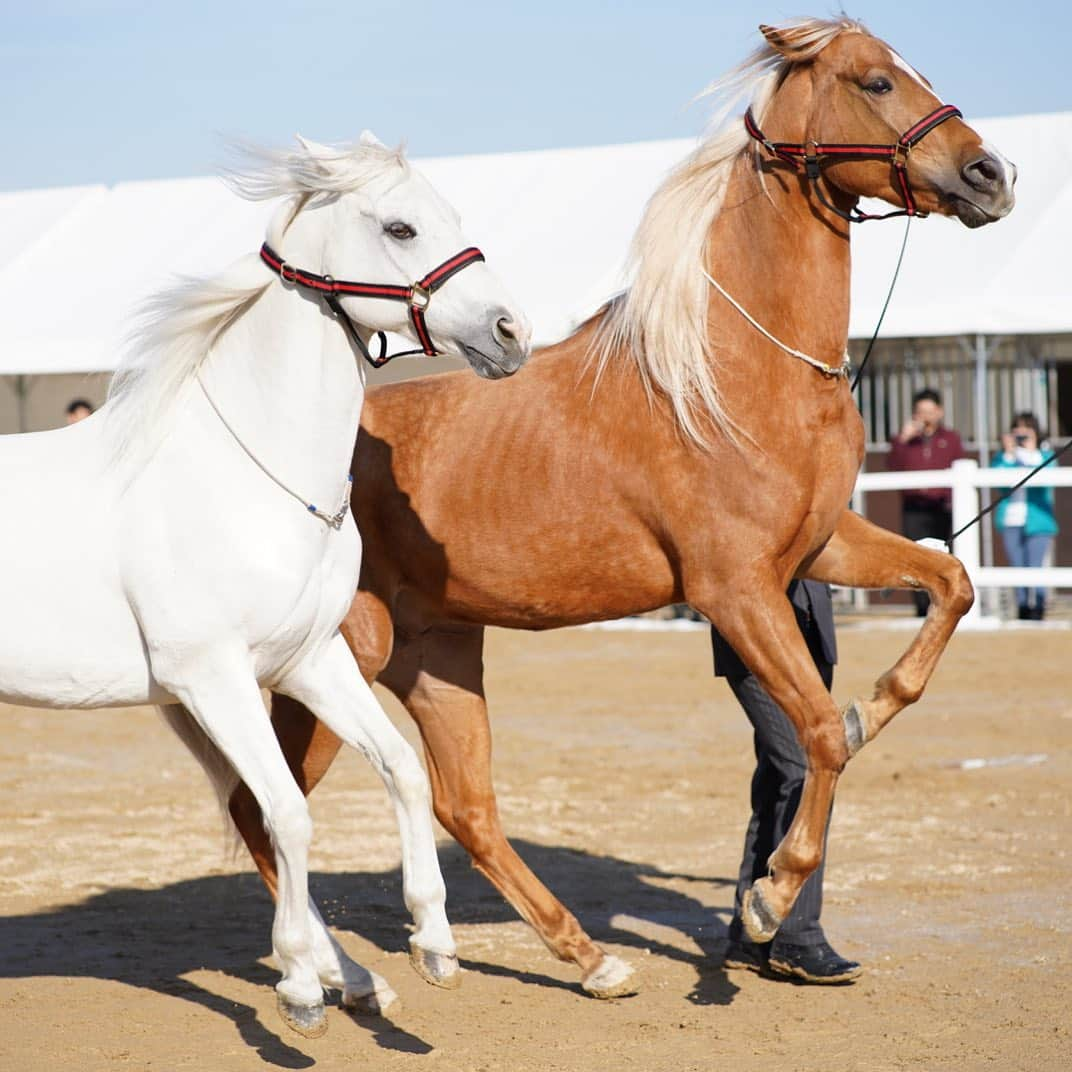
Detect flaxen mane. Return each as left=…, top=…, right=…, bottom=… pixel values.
left=592, top=17, right=865, bottom=447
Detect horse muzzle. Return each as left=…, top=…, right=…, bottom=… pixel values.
left=457, top=310, right=531, bottom=379
left=940, top=149, right=1017, bottom=228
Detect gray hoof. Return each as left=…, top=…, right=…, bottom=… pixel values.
left=742, top=880, right=783, bottom=943
left=276, top=993, right=328, bottom=1038
left=842, top=699, right=867, bottom=757
left=409, top=947, right=462, bottom=990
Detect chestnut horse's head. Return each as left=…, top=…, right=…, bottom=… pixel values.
left=756, top=20, right=1015, bottom=227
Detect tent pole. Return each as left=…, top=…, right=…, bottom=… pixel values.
left=15, top=374, right=29, bottom=434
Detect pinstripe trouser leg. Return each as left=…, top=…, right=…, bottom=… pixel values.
left=727, top=655, right=834, bottom=947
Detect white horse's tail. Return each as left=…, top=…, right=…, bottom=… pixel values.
left=157, top=704, right=243, bottom=857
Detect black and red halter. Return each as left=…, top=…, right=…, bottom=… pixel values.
left=259, top=242, right=485, bottom=367
left=744, top=103, right=962, bottom=223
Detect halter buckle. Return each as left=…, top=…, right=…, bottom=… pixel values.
left=892, top=142, right=910, bottom=169
left=279, top=261, right=297, bottom=285
left=409, top=282, right=431, bottom=310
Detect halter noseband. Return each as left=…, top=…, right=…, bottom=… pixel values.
left=259, top=243, right=486, bottom=367
left=744, top=103, right=962, bottom=223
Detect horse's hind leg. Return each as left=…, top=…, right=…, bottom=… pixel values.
left=387, top=622, right=636, bottom=999
left=804, top=509, right=974, bottom=754
left=277, top=632, right=459, bottom=991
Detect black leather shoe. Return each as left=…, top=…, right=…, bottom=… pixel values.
left=768, top=940, right=862, bottom=984
left=723, top=938, right=770, bottom=974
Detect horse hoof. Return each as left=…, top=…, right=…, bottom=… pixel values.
left=409, top=947, right=462, bottom=990
left=343, top=983, right=400, bottom=1016
left=582, top=955, right=637, bottom=999
left=742, top=879, right=783, bottom=943
left=276, top=994, right=328, bottom=1039
left=842, top=698, right=867, bottom=757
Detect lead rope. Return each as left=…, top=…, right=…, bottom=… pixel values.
left=850, top=217, right=912, bottom=391
left=946, top=438, right=1072, bottom=551
left=196, top=375, right=352, bottom=529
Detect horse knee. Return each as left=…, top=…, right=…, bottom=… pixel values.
left=803, top=722, right=849, bottom=772
left=268, top=793, right=314, bottom=855
left=942, top=560, right=975, bottom=616
left=386, top=745, right=433, bottom=809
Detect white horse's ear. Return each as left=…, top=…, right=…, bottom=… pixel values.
left=359, top=130, right=386, bottom=149
left=295, top=134, right=333, bottom=172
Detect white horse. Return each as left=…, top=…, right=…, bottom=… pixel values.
left=0, top=133, right=530, bottom=1037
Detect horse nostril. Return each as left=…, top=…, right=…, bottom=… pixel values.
left=496, top=317, right=519, bottom=344
left=962, top=153, right=1004, bottom=191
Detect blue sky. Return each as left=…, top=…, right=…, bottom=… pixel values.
left=3, top=1, right=1068, bottom=191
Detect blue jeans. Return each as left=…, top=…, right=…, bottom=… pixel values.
left=1000, top=527, right=1052, bottom=609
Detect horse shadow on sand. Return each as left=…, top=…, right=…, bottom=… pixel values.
left=0, top=840, right=739, bottom=1065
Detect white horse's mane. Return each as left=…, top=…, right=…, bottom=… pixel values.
left=591, top=17, right=865, bottom=448
left=106, top=138, right=408, bottom=460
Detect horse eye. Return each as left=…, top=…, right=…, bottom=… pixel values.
left=865, top=77, right=893, bottom=95
left=385, top=221, right=416, bottom=240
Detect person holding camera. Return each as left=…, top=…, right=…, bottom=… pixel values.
left=888, top=388, right=965, bottom=615
left=993, top=412, right=1058, bottom=620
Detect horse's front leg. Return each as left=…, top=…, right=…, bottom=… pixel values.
left=693, top=577, right=849, bottom=944
left=276, top=632, right=460, bottom=990
left=803, top=509, right=974, bottom=755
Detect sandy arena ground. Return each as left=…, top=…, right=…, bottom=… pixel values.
left=1, top=624, right=1070, bottom=1071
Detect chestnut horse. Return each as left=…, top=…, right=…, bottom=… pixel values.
left=228, top=18, right=1015, bottom=999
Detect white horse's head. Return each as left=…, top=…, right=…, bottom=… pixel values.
left=242, top=132, right=531, bottom=379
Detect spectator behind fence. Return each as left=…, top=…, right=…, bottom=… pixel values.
left=993, top=412, right=1058, bottom=621
left=65, top=398, right=94, bottom=424
left=888, top=388, right=965, bottom=615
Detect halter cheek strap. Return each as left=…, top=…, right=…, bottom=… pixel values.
left=259, top=243, right=486, bottom=367
left=744, top=103, right=963, bottom=223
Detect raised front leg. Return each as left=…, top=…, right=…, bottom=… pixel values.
left=277, top=632, right=460, bottom=990
left=804, top=509, right=974, bottom=754
left=693, top=577, right=849, bottom=946
left=166, top=702, right=394, bottom=1014
left=229, top=586, right=390, bottom=898
left=388, top=623, right=637, bottom=999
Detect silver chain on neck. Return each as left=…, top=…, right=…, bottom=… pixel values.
left=196, top=375, right=352, bottom=529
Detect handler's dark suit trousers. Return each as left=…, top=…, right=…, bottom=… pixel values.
left=711, top=580, right=837, bottom=947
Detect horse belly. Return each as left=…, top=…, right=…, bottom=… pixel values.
left=429, top=525, right=677, bottom=629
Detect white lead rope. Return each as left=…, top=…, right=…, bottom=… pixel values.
left=701, top=268, right=851, bottom=379
left=196, top=375, right=352, bottom=530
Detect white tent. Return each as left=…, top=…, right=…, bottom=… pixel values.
left=1, top=111, right=1068, bottom=379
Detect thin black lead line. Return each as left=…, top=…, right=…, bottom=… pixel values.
left=946, top=436, right=1072, bottom=551
left=851, top=216, right=912, bottom=392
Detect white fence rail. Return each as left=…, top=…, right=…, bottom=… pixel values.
left=853, top=458, right=1071, bottom=624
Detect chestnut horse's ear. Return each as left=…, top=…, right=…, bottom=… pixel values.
left=759, top=23, right=812, bottom=58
